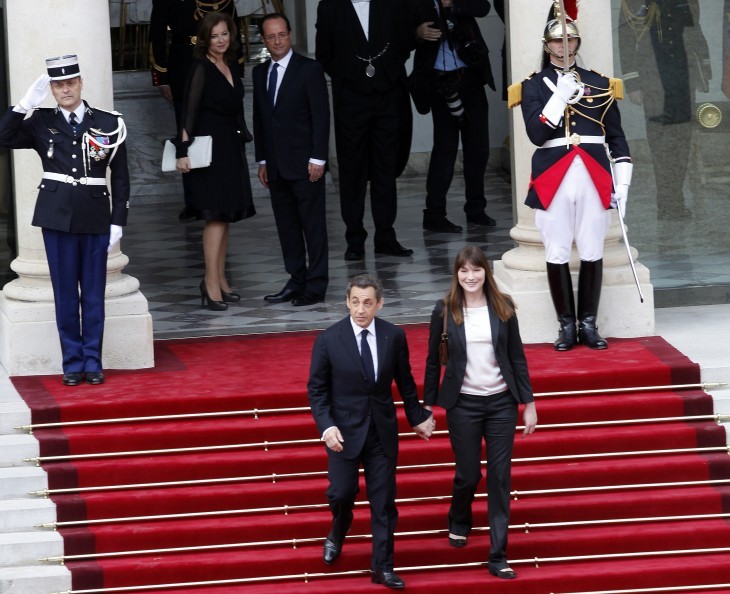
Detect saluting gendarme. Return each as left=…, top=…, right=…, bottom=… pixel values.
left=0, top=55, right=130, bottom=386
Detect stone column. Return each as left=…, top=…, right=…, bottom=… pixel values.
left=0, top=0, right=154, bottom=375
left=494, top=0, right=654, bottom=343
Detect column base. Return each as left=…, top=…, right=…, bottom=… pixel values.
left=0, top=291, right=154, bottom=376
left=493, top=260, right=656, bottom=344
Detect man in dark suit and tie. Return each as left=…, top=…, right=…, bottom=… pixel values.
left=307, top=274, right=435, bottom=589
left=253, top=13, right=330, bottom=307
left=315, top=0, right=415, bottom=261
left=0, top=55, right=129, bottom=386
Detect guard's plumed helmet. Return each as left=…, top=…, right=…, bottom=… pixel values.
left=542, top=0, right=581, bottom=52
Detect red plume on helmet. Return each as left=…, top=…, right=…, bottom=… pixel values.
left=563, top=0, right=579, bottom=21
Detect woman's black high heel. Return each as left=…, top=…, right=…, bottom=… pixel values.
left=220, top=289, right=241, bottom=303
left=199, top=280, right=228, bottom=311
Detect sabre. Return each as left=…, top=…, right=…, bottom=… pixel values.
left=606, top=146, right=645, bottom=303
left=557, top=0, right=570, bottom=73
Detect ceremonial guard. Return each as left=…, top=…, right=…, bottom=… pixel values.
left=149, top=0, right=243, bottom=219
left=0, top=55, right=129, bottom=385
left=508, top=2, right=632, bottom=351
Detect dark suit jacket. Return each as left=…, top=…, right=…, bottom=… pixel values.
left=252, top=52, right=330, bottom=181
left=0, top=102, right=129, bottom=234
left=423, top=300, right=534, bottom=410
left=410, top=0, right=495, bottom=90
left=308, top=316, right=432, bottom=460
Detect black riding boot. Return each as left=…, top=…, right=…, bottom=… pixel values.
left=546, top=262, right=577, bottom=351
left=577, top=259, right=608, bottom=350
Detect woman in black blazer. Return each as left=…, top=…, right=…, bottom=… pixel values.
left=423, top=245, right=537, bottom=579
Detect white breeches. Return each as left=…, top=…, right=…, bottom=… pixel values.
left=535, top=155, right=610, bottom=264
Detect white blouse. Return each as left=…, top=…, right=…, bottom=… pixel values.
left=460, top=306, right=508, bottom=396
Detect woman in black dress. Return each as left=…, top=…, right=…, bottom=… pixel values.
left=175, top=11, right=255, bottom=311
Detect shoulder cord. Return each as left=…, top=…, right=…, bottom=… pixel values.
left=81, top=117, right=127, bottom=177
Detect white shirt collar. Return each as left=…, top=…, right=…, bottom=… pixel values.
left=350, top=317, right=376, bottom=339
left=270, top=48, right=294, bottom=72
left=60, top=103, right=85, bottom=124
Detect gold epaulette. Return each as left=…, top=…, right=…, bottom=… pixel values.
left=507, top=72, right=534, bottom=109
left=609, top=78, right=624, bottom=100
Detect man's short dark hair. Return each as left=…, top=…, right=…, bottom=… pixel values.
left=346, top=274, right=384, bottom=301
left=259, top=13, right=291, bottom=36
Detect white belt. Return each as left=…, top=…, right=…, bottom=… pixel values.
left=42, top=172, right=107, bottom=186
left=541, top=135, right=605, bottom=149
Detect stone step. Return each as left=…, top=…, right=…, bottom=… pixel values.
left=0, top=377, right=23, bottom=405
left=0, top=402, right=31, bottom=435
left=0, top=435, right=39, bottom=468
left=0, top=467, right=48, bottom=499
left=0, top=531, right=64, bottom=568
left=0, top=564, right=71, bottom=594
left=0, top=499, right=57, bottom=533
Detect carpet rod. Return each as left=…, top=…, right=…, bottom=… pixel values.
left=17, top=382, right=725, bottom=433
left=552, top=584, right=730, bottom=594
left=49, top=547, right=730, bottom=593
left=30, top=446, right=729, bottom=497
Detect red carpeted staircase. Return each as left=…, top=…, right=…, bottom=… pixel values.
left=13, top=328, right=730, bottom=594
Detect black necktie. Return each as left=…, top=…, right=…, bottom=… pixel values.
left=360, top=329, right=375, bottom=385
left=69, top=112, right=78, bottom=134
left=267, top=63, right=279, bottom=107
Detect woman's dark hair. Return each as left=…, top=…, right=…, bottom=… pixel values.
left=443, top=245, right=515, bottom=325
left=194, top=11, right=240, bottom=62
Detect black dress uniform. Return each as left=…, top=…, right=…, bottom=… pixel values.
left=0, top=100, right=129, bottom=379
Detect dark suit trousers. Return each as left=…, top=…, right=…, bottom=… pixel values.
left=446, top=391, right=517, bottom=565
left=333, top=84, right=401, bottom=249
left=326, top=420, right=398, bottom=571
left=425, top=69, right=489, bottom=219
left=268, top=177, right=329, bottom=297
left=42, top=229, right=109, bottom=374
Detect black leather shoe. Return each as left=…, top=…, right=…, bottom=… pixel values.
left=322, top=539, right=341, bottom=565
left=371, top=570, right=405, bottom=589
left=448, top=533, right=467, bottom=548
left=423, top=217, right=463, bottom=233
left=374, top=242, right=414, bottom=257
left=488, top=564, right=517, bottom=579
left=264, top=287, right=301, bottom=303
left=344, top=246, right=364, bottom=261
left=466, top=212, right=497, bottom=226
left=292, top=293, right=324, bottom=307
left=62, top=372, right=83, bottom=386
left=85, top=371, right=106, bottom=385
left=220, top=289, right=240, bottom=303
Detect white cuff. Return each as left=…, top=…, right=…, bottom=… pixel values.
left=614, top=161, right=633, bottom=186
left=321, top=426, right=337, bottom=441
left=542, top=94, right=567, bottom=126
left=309, top=158, right=326, bottom=166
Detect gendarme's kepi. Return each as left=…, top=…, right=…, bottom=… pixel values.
left=45, top=55, right=80, bottom=81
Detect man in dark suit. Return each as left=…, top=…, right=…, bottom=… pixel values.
left=253, top=13, right=330, bottom=307
left=315, top=0, right=415, bottom=260
left=149, top=0, right=242, bottom=219
left=307, top=274, right=435, bottom=589
left=411, top=0, right=498, bottom=233
left=0, top=55, right=129, bottom=386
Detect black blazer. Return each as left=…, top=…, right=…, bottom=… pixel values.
left=252, top=52, right=330, bottom=181
left=315, top=0, right=411, bottom=95
left=308, top=316, right=432, bottom=460
left=423, top=300, right=534, bottom=410
left=0, top=103, right=129, bottom=234
left=410, top=0, right=496, bottom=90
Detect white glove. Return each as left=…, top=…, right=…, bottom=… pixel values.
left=610, top=161, right=633, bottom=218
left=108, top=225, right=123, bottom=252
left=555, top=71, right=581, bottom=103
left=17, top=74, right=51, bottom=112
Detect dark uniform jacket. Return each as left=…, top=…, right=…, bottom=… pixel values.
left=517, top=66, right=631, bottom=211
left=149, top=0, right=243, bottom=100
left=308, top=316, right=431, bottom=460
left=0, top=102, right=129, bottom=234
left=423, top=300, right=534, bottom=410
left=410, top=0, right=495, bottom=89
left=252, top=52, right=330, bottom=181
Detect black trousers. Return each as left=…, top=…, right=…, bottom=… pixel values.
left=333, top=84, right=402, bottom=249
left=326, top=421, right=398, bottom=571
left=425, top=68, right=489, bottom=219
left=446, top=390, right=517, bottom=565
left=268, top=176, right=328, bottom=297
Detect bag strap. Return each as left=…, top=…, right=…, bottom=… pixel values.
left=441, top=301, right=448, bottom=339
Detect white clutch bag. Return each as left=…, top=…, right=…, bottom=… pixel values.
left=161, top=136, right=213, bottom=172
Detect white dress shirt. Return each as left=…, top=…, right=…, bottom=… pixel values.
left=352, top=0, right=370, bottom=40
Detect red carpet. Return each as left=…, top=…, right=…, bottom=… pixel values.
left=12, top=327, right=730, bottom=593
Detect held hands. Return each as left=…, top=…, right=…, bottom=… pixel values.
left=323, top=426, right=345, bottom=453
left=413, top=410, right=436, bottom=441
left=108, top=225, right=123, bottom=252
left=18, top=74, right=51, bottom=111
